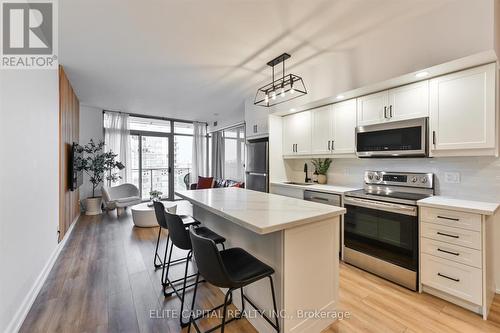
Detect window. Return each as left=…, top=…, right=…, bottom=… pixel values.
left=174, top=122, right=194, bottom=193
left=109, top=115, right=197, bottom=200
left=223, top=125, right=245, bottom=181
left=129, top=116, right=170, bottom=133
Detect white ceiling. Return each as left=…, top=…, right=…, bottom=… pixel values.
left=60, top=0, right=451, bottom=123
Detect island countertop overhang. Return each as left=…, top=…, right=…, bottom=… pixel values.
left=175, top=187, right=345, bottom=235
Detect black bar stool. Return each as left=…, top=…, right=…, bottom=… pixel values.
left=188, top=226, right=280, bottom=333
left=153, top=201, right=199, bottom=270
left=164, top=211, right=226, bottom=327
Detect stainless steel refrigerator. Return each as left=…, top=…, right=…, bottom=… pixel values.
left=245, top=138, right=268, bottom=192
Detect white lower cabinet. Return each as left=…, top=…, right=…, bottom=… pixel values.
left=419, top=206, right=495, bottom=319
left=421, top=253, right=482, bottom=305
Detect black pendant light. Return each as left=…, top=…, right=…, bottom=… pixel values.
left=254, top=53, right=307, bottom=107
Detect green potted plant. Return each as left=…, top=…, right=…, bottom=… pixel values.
left=74, top=139, right=124, bottom=215
left=149, top=190, right=163, bottom=202
left=311, top=158, right=332, bottom=184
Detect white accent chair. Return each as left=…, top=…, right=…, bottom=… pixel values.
left=102, top=183, right=142, bottom=216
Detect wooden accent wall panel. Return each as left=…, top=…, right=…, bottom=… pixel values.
left=59, top=66, right=80, bottom=241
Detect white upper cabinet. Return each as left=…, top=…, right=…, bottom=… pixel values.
left=332, top=99, right=357, bottom=154
left=388, top=81, right=429, bottom=121
left=245, top=101, right=269, bottom=139
left=429, top=63, right=496, bottom=156
left=283, top=111, right=311, bottom=155
left=356, top=91, right=389, bottom=126
left=307, top=99, right=357, bottom=156
left=357, top=81, right=429, bottom=126
left=311, top=105, right=333, bottom=154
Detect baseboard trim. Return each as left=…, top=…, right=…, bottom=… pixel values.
left=5, top=214, right=80, bottom=333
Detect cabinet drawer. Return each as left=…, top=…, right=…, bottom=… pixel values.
left=421, top=253, right=482, bottom=305
left=421, top=222, right=481, bottom=250
left=421, top=238, right=482, bottom=268
left=420, top=207, right=481, bottom=231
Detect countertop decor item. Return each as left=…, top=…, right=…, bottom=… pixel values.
left=149, top=190, right=162, bottom=201
left=74, top=139, right=124, bottom=215
left=312, top=158, right=332, bottom=184
left=254, top=53, right=307, bottom=107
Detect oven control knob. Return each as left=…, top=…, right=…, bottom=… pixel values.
left=374, top=175, right=380, bottom=181
left=411, top=176, right=418, bottom=183
left=420, top=177, right=428, bottom=183
left=367, top=174, right=373, bottom=180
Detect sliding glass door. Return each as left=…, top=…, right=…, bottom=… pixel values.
left=130, top=134, right=171, bottom=200
left=141, top=135, right=170, bottom=200
left=127, top=117, right=196, bottom=200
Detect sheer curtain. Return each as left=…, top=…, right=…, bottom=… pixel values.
left=104, top=111, right=131, bottom=185
left=191, top=122, right=207, bottom=181
left=210, top=130, right=224, bottom=179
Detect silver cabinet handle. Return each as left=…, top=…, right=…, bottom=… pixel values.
left=432, top=131, right=436, bottom=146
left=437, top=273, right=460, bottom=282
left=332, top=140, right=335, bottom=150
left=389, top=105, right=393, bottom=118
left=437, top=231, right=459, bottom=239
left=328, top=140, right=330, bottom=151
left=384, top=106, right=388, bottom=119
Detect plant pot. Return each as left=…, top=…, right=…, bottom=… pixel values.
left=85, top=197, right=102, bottom=215
left=317, top=174, right=327, bottom=184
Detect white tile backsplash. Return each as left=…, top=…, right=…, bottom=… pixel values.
left=285, top=157, right=500, bottom=203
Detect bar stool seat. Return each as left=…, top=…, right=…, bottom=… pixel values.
left=220, top=248, right=274, bottom=287
left=195, top=226, right=226, bottom=245
left=188, top=227, right=280, bottom=333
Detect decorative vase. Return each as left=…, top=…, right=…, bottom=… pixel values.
left=85, top=197, right=102, bottom=215
left=317, top=174, right=327, bottom=184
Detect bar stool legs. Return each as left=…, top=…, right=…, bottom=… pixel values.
left=154, top=229, right=188, bottom=270
left=188, top=274, right=280, bottom=333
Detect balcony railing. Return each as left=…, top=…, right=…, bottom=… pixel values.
left=131, top=167, right=191, bottom=199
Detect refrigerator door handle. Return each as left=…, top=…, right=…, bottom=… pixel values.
left=246, top=172, right=267, bottom=176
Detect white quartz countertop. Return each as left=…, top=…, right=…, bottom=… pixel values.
left=417, top=196, right=499, bottom=215
left=270, top=181, right=360, bottom=195
left=175, top=187, right=345, bottom=235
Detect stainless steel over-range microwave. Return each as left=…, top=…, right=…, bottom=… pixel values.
left=355, top=117, right=428, bottom=158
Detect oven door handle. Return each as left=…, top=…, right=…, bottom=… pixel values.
left=344, top=197, right=417, bottom=216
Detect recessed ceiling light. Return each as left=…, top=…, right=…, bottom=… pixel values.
left=415, top=71, right=429, bottom=78
left=289, top=108, right=296, bottom=112
left=336, top=95, right=345, bottom=100
left=213, top=113, right=219, bottom=116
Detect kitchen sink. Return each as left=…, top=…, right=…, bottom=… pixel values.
left=283, top=181, right=315, bottom=186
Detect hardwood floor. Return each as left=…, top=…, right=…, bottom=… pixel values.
left=21, top=208, right=500, bottom=333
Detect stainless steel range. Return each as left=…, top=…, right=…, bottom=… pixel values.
left=343, top=171, right=434, bottom=291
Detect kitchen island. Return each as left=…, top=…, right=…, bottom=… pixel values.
left=175, top=187, right=345, bottom=333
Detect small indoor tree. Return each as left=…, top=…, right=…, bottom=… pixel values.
left=74, top=139, right=124, bottom=214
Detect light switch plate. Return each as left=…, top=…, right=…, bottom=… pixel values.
left=444, top=172, right=460, bottom=184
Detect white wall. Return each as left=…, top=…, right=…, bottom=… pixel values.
left=79, top=104, right=104, bottom=199
left=0, top=69, right=59, bottom=332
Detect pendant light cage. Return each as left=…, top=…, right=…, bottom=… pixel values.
left=254, top=53, right=307, bottom=107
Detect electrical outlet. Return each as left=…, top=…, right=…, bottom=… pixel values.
left=444, top=172, right=460, bottom=184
